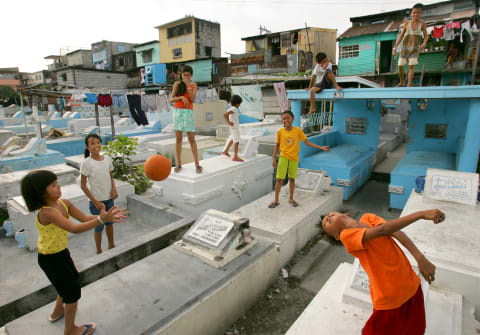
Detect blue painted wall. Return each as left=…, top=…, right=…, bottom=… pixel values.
left=185, top=59, right=213, bottom=83
left=406, top=99, right=469, bottom=154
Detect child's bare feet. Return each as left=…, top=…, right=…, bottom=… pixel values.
left=96, top=249, right=102, bottom=255
left=232, top=157, right=244, bottom=162
left=48, top=308, right=64, bottom=322
left=221, top=151, right=230, bottom=157
left=108, top=244, right=115, bottom=250
left=68, top=322, right=96, bottom=335
left=335, top=84, right=342, bottom=90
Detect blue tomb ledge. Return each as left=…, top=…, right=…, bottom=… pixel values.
left=288, top=86, right=480, bottom=207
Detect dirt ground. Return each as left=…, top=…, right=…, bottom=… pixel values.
left=224, top=236, right=324, bottom=335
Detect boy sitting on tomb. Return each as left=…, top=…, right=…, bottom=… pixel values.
left=321, top=209, right=444, bottom=334
left=306, top=52, right=342, bottom=115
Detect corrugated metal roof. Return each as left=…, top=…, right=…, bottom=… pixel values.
left=338, top=21, right=400, bottom=39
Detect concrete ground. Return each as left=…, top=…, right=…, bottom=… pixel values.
left=0, top=211, right=176, bottom=314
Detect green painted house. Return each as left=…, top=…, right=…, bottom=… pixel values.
left=338, top=0, right=479, bottom=86
left=134, top=40, right=161, bottom=68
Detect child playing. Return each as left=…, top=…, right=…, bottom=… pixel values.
left=222, top=94, right=244, bottom=162
left=321, top=209, right=444, bottom=334
left=80, top=133, right=118, bottom=254
left=21, top=170, right=127, bottom=335
left=170, top=65, right=203, bottom=173
left=269, top=110, right=330, bottom=208
left=393, top=3, right=428, bottom=86
left=446, top=43, right=459, bottom=69
left=306, top=52, right=342, bottom=115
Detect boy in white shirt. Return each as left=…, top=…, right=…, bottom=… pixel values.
left=222, top=95, right=244, bottom=162
left=306, top=52, right=342, bottom=115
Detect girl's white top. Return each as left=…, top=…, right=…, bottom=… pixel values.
left=80, top=155, right=114, bottom=201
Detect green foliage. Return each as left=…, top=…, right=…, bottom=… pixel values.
left=103, top=135, right=152, bottom=194
left=0, top=85, right=19, bottom=107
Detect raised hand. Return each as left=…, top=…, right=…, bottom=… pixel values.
left=100, top=205, right=128, bottom=223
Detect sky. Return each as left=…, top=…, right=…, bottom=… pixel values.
left=2, top=0, right=440, bottom=73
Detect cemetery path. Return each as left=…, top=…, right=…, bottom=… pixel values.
left=224, top=180, right=401, bottom=335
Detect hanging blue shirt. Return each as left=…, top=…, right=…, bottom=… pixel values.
left=85, top=93, right=98, bottom=104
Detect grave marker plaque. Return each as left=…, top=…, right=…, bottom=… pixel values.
left=345, top=117, right=367, bottom=135
left=424, top=168, right=479, bottom=206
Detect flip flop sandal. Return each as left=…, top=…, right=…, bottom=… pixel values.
left=196, top=165, right=203, bottom=173
left=48, top=313, right=64, bottom=322
left=289, top=200, right=299, bottom=207
left=268, top=202, right=280, bottom=209
left=80, top=323, right=96, bottom=335
left=174, top=165, right=182, bottom=173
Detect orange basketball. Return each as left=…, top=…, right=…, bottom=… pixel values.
left=144, top=154, right=172, bottom=181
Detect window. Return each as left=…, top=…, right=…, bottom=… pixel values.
left=281, top=33, right=291, bottom=48
left=118, top=57, right=125, bottom=67
left=173, top=48, right=182, bottom=59
left=340, top=45, right=360, bottom=58
left=371, top=18, right=385, bottom=24
left=205, top=46, right=212, bottom=57
left=167, top=22, right=192, bottom=38
left=142, top=49, right=153, bottom=63
left=61, top=73, right=67, bottom=82
left=118, top=45, right=126, bottom=52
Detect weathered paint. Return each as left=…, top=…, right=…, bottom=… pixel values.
left=136, top=42, right=161, bottom=68
left=158, top=17, right=196, bottom=63
left=185, top=59, right=213, bottom=83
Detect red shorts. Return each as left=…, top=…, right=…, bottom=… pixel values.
left=362, top=285, right=426, bottom=335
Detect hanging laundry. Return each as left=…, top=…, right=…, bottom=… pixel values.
left=127, top=95, right=149, bottom=126
left=97, top=94, right=112, bottom=107
left=460, top=20, right=474, bottom=43
left=141, top=94, right=157, bottom=112
left=70, top=93, right=86, bottom=102
left=85, top=93, right=98, bottom=104
left=445, top=21, right=461, bottom=29
left=112, top=94, right=128, bottom=108
left=59, top=97, right=64, bottom=111
left=156, top=91, right=171, bottom=113
left=273, top=82, right=289, bottom=113
left=432, top=26, right=444, bottom=39
left=443, top=28, right=455, bottom=41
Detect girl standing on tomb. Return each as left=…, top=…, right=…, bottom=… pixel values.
left=21, top=170, right=127, bottom=335
left=170, top=65, right=203, bottom=174
left=80, top=133, right=119, bottom=254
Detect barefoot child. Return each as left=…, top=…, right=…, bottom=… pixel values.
left=306, top=52, right=342, bottom=115
left=80, top=133, right=118, bottom=254
left=393, top=3, right=428, bottom=86
left=21, top=170, right=127, bottom=335
left=222, top=94, right=244, bottom=162
left=269, top=110, right=330, bottom=208
left=321, top=209, right=444, bottom=334
left=170, top=65, right=203, bottom=174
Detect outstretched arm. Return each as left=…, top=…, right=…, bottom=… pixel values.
left=304, top=140, right=330, bottom=152
left=393, top=231, right=436, bottom=283
left=393, top=22, right=407, bottom=53
left=363, top=209, right=445, bottom=243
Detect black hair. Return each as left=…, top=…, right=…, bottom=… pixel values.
left=176, top=81, right=187, bottom=97
left=317, top=213, right=344, bottom=246
left=282, top=110, right=294, bottom=118
left=182, top=65, right=193, bottom=75
left=21, top=170, right=58, bottom=212
left=412, top=3, right=424, bottom=10
left=315, top=52, right=327, bottom=63
left=84, top=133, right=102, bottom=158
left=230, top=94, right=242, bottom=106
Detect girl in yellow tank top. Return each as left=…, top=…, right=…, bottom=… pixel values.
left=21, top=170, right=127, bottom=335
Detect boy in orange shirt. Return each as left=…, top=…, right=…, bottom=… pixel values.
left=321, top=209, right=444, bottom=334
left=269, top=110, right=330, bottom=208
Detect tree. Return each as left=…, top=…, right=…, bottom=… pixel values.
left=0, top=85, right=19, bottom=107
